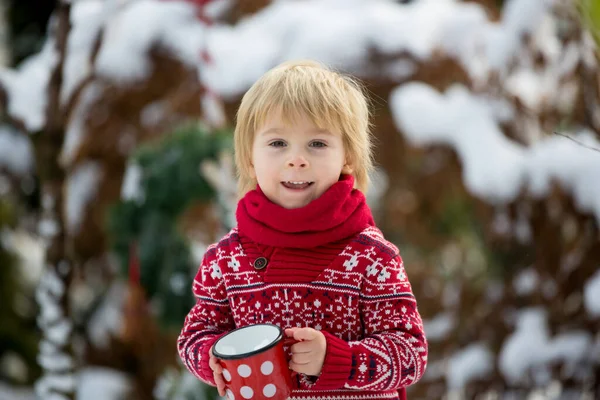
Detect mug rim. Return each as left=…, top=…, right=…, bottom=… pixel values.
left=212, top=323, right=284, bottom=360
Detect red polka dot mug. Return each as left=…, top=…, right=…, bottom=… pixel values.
left=212, top=324, right=298, bottom=400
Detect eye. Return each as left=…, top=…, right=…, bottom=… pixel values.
left=309, top=141, right=327, bottom=148
left=269, top=140, right=286, bottom=147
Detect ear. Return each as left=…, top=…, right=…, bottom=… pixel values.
left=342, top=157, right=353, bottom=175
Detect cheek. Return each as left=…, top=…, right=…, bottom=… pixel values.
left=251, top=158, right=272, bottom=180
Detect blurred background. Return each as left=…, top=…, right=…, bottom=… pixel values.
left=0, top=0, right=599, bottom=399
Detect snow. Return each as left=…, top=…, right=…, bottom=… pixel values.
left=545, top=331, right=592, bottom=375
left=423, top=312, right=455, bottom=342
left=499, top=308, right=550, bottom=384
left=390, top=82, right=600, bottom=224
left=47, top=320, right=73, bottom=347
left=38, top=218, right=60, bottom=239
left=527, top=131, right=600, bottom=221
left=61, top=0, right=106, bottom=104
left=584, top=269, right=600, bottom=317
left=202, top=0, right=554, bottom=97
left=35, top=373, right=76, bottom=397
left=201, top=91, right=227, bottom=128
left=513, top=268, right=539, bottom=296
left=0, top=0, right=561, bottom=133
left=39, top=265, right=66, bottom=298
left=95, top=0, right=205, bottom=82
left=0, top=382, right=34, bottom=400
left=0, top=0, right=597, bottom=396
left=38, top=350, right=74, bottom=371
left=0, top=126, right=34, bottom=176
left=391, top=82, right=527, bottom=203
left=120, top=162, right=145, bottom=202
left=446, top=343, right=494, bottom=388
left=65, top=161, right=103, bottom=235
left=76, top=367, right=132, bottom=400
left=203, top=0, right=468, bottom=97
left=87, top=281, right=126, bottom=349
left=0, top=40, right=56, bottom=132
left=3, top=367, right=131, bottom=400
left=499, top=309, right=594, bottom=384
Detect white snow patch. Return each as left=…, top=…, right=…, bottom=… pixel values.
left=95, top=0, right=205, bottom=82
left=446, top=343, right=494, bottom=388
left=0, top=40, right=56, bottom=132
left=391, top=82, right=527, bottom=203
left=0, top=126, right=34, bottom=176
left=499, top=309, right=593, bottom=385
left=390, top=83, right=600, bottom=224
left=121, top=162, right=145, bottom=203
left=77, top=367, right=132, bottom=399
left=0, top=382, right=34, bottom=400
left=61, top=0, right=107, bottom=104
left=584, top=269, right=600, bottom=317
left=423, top=312, right=455, bottom=342
left=87, top=281, right=126, bottom=349
left=499, top=308, right=549, bottom=384
left=513, top=268, right=539, bottom=296
left=35, top=373, right=76, bottom=397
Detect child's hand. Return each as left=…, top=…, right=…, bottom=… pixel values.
left=208, top=347, right=226, bottom=397
left=285, top=327, right=326, bottom=377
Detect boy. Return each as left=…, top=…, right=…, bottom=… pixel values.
left=178, top=60, right=427, bottom=400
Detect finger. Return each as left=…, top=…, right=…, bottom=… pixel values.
left=290, top=327, right=319, bottom=341
left=214, top=372, right=226, bottom=396
left=209, top=358, right=223, bottom=373
left=291, top=353, right=312, bottom=365
left=284, top=328, right=297, bottom=338
left=290, top=341, right=314, bottom=354
left=289, top=360, right=317, bottom=376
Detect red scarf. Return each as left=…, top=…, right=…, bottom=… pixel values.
left=236, top=175, right=374, bottom=248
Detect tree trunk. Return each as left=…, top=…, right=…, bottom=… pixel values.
left=35, top=2, right=74, bottom=399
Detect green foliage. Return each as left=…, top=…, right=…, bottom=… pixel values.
left=107, top=124, right=232, bottom=332
left=580, top=0, right=600, bottom=48
left=0, top=199, right=41, bottom=384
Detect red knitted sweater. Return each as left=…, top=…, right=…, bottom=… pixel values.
left=178, top=176, right=428, bottom=399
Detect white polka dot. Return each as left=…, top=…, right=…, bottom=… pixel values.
left=238, top=364, right=252, bottom=378
left=260, top=361, right=274, bottom=375
left=226, top=389, right=235, bottom=399
left=240, top=386, right=254, bottom=399
left=263, top=384, right=277, bottom=398
left=222, top=369, right=231, bottom=382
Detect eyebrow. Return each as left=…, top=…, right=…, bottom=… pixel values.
left=259, top=128, right=284, bottom=136
left=259, top=127, right=333, bottom=136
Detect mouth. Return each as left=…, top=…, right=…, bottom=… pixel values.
left=281, top=181, right=314, bottom=190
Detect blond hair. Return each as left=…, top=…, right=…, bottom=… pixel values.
left=234, top=60, right=374, bottom=197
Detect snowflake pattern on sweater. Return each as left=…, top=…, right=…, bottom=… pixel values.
left=178, top=226, right=427, bottom=400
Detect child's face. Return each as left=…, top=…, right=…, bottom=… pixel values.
left=251, top=112, right=351, bottom=209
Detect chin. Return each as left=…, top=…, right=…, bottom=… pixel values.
left=280, top=198, right=311, bottom=209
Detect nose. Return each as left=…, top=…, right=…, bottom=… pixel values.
left=287, top=154, right=308, bottom=168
